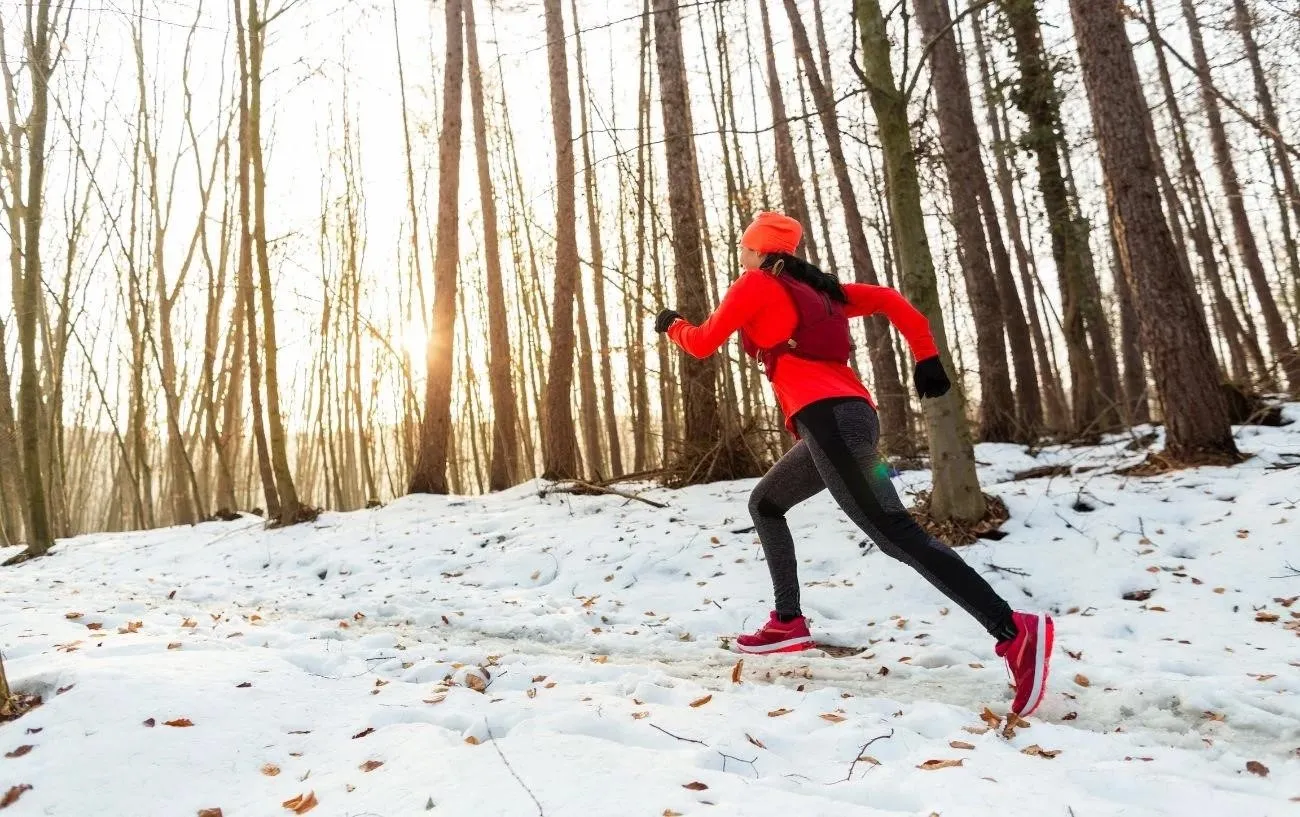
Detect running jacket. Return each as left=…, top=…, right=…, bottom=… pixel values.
left=666, top=269, right=939, bottom=433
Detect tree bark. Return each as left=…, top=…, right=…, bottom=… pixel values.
left=913, top=0, right=1019, bottom=442
left=1181, top=0, right=1300, bottom=393
left=856, top=0, right=985, bottom=522
left=540, top=0, right=582, bottom=480
left=464, top=0, right=520, bottom=491
left=1069, top=0, right=1237, bottom=461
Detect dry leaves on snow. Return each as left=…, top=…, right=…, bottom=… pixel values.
left=689, top=695, right=712, bottom=708
left=917, top=759, right=964, bottom=771
left=979, top=708, right=1002, bottom=729
left=197, top=809, right=223, bottom=817
left=949, top=740, right=975, bottom=750
left=352, top=727, right=375, bottom=740
left=1002, top=713, right=1031, bottom=739
left=4, top=746, right=33, bottom=759
left=682, top=782, right=709, bottom=791
left=262, top=764, right=281, bottom=777
left=1074, top=674, right=1091, bottom=687
left=819, top=713, right=846, bottom=724
left=0, top=785, right=32, bottom=809
left=1021, top=745, right=1061, bottom=759
left=464, top=736, right=480, bottom=746
left=143, top=718, right=156, bottom=728
left=1255, top=611, right=1280, bottom=623
left=663, top=811, right=683, bottom=817
left=1246, top=760, right=1269, bottom=777
left=164, top=718, right=194, bottom=728
left=731, top=659, right=744, bottom=684
left=746, top=733, right=766, bottom=750
left=767, top=708, right=792, bottom=718
left=282, top=791, right=318, bottom=814
left=64, top=612, right=82, bottom=620
left=360, top=760, right=384, bottom=772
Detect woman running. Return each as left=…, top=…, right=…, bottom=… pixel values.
left=654, top=211, right=1053, bottom=716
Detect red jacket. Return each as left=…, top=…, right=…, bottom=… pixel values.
left=667, top=270, right=939, bottom=432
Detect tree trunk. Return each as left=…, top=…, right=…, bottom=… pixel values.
left=1181, top=0, right=1300, bottom=393
left=464, top=0, right=519, bottom=491
left=0, top=325, right=24, bottom=545
left=757, top=0, right=818, bottom=265
left=1069, top=0, right=1237, bottom=461
left=409, top=0, right=465, bottom=494
left=1111, top=227, right=1150, bottom=424
left=651, top=0, right=728, bottom=476
left=540, top=0, right=582, bottom=480
left=999, top=0, right=1111, bottom=436
left=781, top=0, right=911, bottom=455
left=913, top=0, right=1019, bottom=442
left=856, top=0, right=985, bottom=522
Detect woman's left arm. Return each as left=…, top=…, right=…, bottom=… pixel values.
left=666, top=272, right=765, bottom=359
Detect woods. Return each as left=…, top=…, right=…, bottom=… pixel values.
left=0, top=0, right=1296, bottom=549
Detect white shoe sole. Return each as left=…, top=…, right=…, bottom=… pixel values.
left=735, top=635, right=815, bottom=654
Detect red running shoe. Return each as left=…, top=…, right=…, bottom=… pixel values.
left=735, top=612, right=815, bottom=654
left=995, top=611, right=1055, bottom=716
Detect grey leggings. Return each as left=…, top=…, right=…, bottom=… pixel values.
left=749, top=397, right=1016, bottom=640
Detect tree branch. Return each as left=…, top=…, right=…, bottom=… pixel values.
left=903, top=0, right=997, bottom=103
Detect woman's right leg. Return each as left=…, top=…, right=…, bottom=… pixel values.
left=747, top=440, right=825, bottom=619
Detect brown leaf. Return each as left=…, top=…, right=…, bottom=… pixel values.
left=281, top=791, right=318, bottom=814
left=1123, top=589, right=1154, bottom=601
left=963, top=726, right=990, bottom=735
left=182, top=618, right=197, bottom=628
left=530, top=571, right=540, bottom=580
left=345, top=785, right=355, bottom=793
left=526, top=688, right=537, bottom=700
left=1203, top=711, right=1227, bottom=722
left=1021, top=745, right=1061, bottom=759
left=531, top=675, right=547, bottom=683
left=1148, top=606, right=1168, bottom=612
left=664, top=812, right=683, bottom=817
left=731, top=659, right=744, bottom=684
left=632, top=711, right=649, bottom=720
left=689, top=694, right=712, bottom=708
left=262, top=764, right=281, bottom=777
left=1246, top=760, right=1269, bottom=777
left=545, top=682, right=557, bottom=689
left=167, top=590, right=177, bottom=600
left=352, top=727, right=375, bottom=739
left=464, top=736, right=480, bottom=746
left=682, top=781, right=709, bottom=791
left=167, top=642, right=182, bottom=650
left=857, top=755, right=881, bottom=766
left=143, top=718, right=156, bottom=728
left=767, top=708, right=792, bottom=717
left=819, top=713, right=846, bottom=723
left=917, top=759, right=964, bottom=770
left=1236, top=530, right=1249, bottom=539
left=197, top=809, right=223, bottom=817
left=1256, top=611, right=1280, bottom=623
left=592, top=655, right=608, bottom=664
left=1074, top=674, right=1091, bottom=687
left=56, top=684, right=74, bottom=695
left=464, top=672, right=487, bottom=693
left=1251, top=674, right=1276, bottom=682
left=1, top=785, right=32, bottom=809
left=878, top=666, right=890, bottom=676
left=1066, top=650, right=1083, bottom=660
left=745, top=733, right=766, bottom=750
left=1063, top=712, right=1078, bottom=721
left=164, top=718, right=194, bottom=727
left=949, top=740, right=975, bottom=750
left=980, top=707, right=1002, bottom=729
left=4, top=746, right=32, bottom=759
left=85, top=622, right=103, bottom=631
left=360, top=760, right=383, bottom=773
left=64, top=612, right=82, bottom=620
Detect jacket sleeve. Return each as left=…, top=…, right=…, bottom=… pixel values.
left=843, top=283, right=940, bottom=361
left=667, top=272, right=765, bottom=359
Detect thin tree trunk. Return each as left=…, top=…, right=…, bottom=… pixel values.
left=1182, top=0, right=1300, bottom=392
left=1112, top=226, right=1150, bottom=424
left=1070, top=0, right=1236, bottom=460
left=857, top=0, right=985, bottom=522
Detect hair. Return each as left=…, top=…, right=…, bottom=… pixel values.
left=760, top=253, right=849, bottom=304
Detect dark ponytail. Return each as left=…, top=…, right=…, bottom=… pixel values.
left=760, top=253, right=849, bottom=304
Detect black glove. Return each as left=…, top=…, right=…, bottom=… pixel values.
left=913, top=355, right=951, bottom=399
left=654, top=308, right=684, bottom=334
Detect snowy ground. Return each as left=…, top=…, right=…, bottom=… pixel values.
left=3, top=413, right=1300, bottom=816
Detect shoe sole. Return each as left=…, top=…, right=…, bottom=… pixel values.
left=1019, top=614, right=1054, bottom=717
left=734, top=635, right=815, bottom=654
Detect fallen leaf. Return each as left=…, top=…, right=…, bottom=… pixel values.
left=1074, top=674, right=1091, bottom=687
left=545, top=682, right=557, bottom=689
left=1002, top=712, right=1030, bottom=739
left=167, top=642, right=182, bottom=650
left=689, top=694, right=712, bottom=708
left=1145, top=566, right=1160, bottom=574
left=949, top=740, right=975, bottom=750
left=878, top=666, right=890, bottom=676
left=963, top=725, right=990, bottom=735
left=64, top=612, right=82, bottom=620
left=1246, top=760, right=1269, bottom=777
left=820, top=713, right=846, bottom=723
left=164, top=718, right=194, bottom=727
left=182, top=618, right=197, bottom=628
left=281, top=791, right=318, bottom=814
left=464, top=736, right=480, bottom=745
left=767, top=708, right=792, bottom=717
left=1021, top=744, right=1061, bottom=759
left=682, top=782, right=709, bottom=791
left=857, top=755, right=881, bottom=766
left=1, top=786, right=32, bottom=809
left=1123, top=589, right=1154, bottom=601
left=345, top=785, right=355, bottom=793
left=464, top=672, right=488, bottom=693
left=632, top=711, right=649, bottom=720
left=1066, top=650, right=1083, bottom=660
left=1256, top=611, right=1280, bottom=623
left=288, top=730, right=311, bottom=735
left=1236, top=530, right=1249, bottom=539
left=1251, top=674, right=1276, bottom=682
left=118, top=620, right=143, bottom=634
left=56, top=684, right=74, bottom=696
left=1063, top=712, right=1078, bottom=721
left=197, top=809, right=223, bottom=817
left=530, top=571, right=540, bottom=580
left=531, top=675, right=547, bottom=683
left=731, top=659, right=744, bottom=684
left=4, top=746, right=33, bottom=759
left=1124, top=756, right=1155, bottom=762
left=262, top=764, right=281, bottom=777
left=167, top=590, right=177, bottom=600
left=980, top=707, right=1002, bottom=729
left=1203, top=711, right=1227, bottom=722
left=1213, top=587, right=1226, bottom=594
left=143, top=718, right=156, bottom=727
left=22, top=729, right=40, bottom=735
left=526, top=688, right=537, bottom=700
left=85, top=622, right=103, bottom=631
left=746, top=733, right=766, bottom=750
left=592, top=655, right=608, bottom=664
left=917, top=759, right=964, bottom=770
left=360, top=760, right=384, bottom=772
left=236, top=682, right=252, bottom=689
left=352, top=727, right=375, bottom=739
left=664, top=811, right=683, bottom=817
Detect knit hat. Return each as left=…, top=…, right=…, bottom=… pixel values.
left=741, top=211, right=802, bottom=255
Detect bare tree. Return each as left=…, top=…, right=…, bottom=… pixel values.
left=1069, top=0, right=1237, bottom=460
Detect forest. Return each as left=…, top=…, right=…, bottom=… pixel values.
left=2, top=0, right=1298, bottom=561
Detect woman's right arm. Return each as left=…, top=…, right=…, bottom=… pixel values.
left=666, top=272, right=766, bottom=359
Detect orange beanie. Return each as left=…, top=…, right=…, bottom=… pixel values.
left=741, top=211, right=802, bottom=256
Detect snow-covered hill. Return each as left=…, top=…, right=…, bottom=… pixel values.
left=3, top=412, right=1299, bottom=816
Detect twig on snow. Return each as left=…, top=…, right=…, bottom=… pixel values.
left=718, top=751, right=758, bottom=776
left=538, top=481, right=668, bottom=509
left=487, top=723, right=544, bottom=817
left=650, top=723, right=708, bottom=746
left=985, top=562, right=1031, bottom=578
left=1271, top=561, right=1300, bottom=579
left=838, top=729, right=894, bottom=783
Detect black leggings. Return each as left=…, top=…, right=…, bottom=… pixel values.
left=748, top=397, right=1016, bottom=641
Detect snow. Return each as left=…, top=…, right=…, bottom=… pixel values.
left=3, top=412, right=1300, bottom=816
